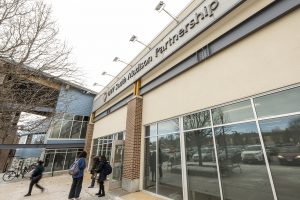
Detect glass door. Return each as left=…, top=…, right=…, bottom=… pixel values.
left=108, top=140, right=124, bottom=189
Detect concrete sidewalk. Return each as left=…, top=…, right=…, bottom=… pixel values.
left=0, top=173, right=162, bottom=200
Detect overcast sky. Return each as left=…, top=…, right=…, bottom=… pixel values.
left=45, top=0, right=192, bottom=92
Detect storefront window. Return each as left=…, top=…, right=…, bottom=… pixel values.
left=212, top=100, right=254, bottom=125
left=214, top=122, right=274, bottom=200
left=146, top=124, right=157, bottom=137
left=158, top=133, right=183, bottom=199
left=44, top=153, right=54, bottom=172
left=260, top=115, right=300, bottom=200
left=185, top=129, right=220, bottom=200
left=158, top=119, right=179, bottom=135
left=254, top=87, right=300, bottom=118
left=144, top=137, right=157, bottom=193
left=53, top=152, right=66, bottom=171
left=183, top=110, right=211, bottom=130
left=64, top=149, right=77, bottom=170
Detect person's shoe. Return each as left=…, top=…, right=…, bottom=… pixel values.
left=41, top=188, right=45, bottom=192
left=98, top=194, right=105, bottom=197
left=88, top=186, right=94, bottom=188
left=24, top=194, right=31, bottom=197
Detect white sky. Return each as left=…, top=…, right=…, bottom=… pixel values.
left=46, top=0, right=192, bottom=92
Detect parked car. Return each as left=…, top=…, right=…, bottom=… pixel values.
left=241, top=145, right=265, bottom=163
left=192, top=147, right=214, bottom=162
left=278, top=145, right=300, bottom=165
left=219, top=147, right=242, bottom=163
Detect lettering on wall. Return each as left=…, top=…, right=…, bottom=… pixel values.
left=97, top=0, right=243, bottom=105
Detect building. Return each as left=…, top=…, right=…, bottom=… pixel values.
left=90, top=1, right=300, bottom=200
left=0, top=59, right=96, bottom=172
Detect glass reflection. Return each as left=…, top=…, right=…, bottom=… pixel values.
left=144, top=137, right=157, bottom=193
left=214, top=122, right=274, bottom=200
left=60, top=120, right=72, bottom=138
left=158, top=119, right=179, bottom=135
left=254, top=87, right=300, bottom=118
left=146, top=124, right=157, bottom=137
left=50, top=120, right=61, bottom=138
left=183, top=110, right=211, bottom=130
left=185, top=129, right=221, bottom=200
left=158, top=133, right=183, bottom=200
left=260, top=115, right=300, bottom=200
left=70, top=121, right=81, bottom=138
left=53, top=153, right=65, bottom=171
left=44, top=153, right=54, bottom=172
left=64, top=150, right=77, bottom=170
left=212, top=100, right=254, bottom=125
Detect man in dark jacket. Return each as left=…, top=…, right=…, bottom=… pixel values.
left=95, top=155, right=109, bottom=197
left=88, top=156, right=100, bottom=188
left=68, top=151, right=87, bottom=200
left=24, top=160, right=45, bottom=197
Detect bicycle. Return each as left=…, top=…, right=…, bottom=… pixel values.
left=2, top=164, right=36, bottom=182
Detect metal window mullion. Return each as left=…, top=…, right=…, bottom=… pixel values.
left=179, top=116, right=188, bottom=200
left=62, top=150, right=67, bottom=169
left=57, top=119, right=64, bottom=138
left=78, top=121, right=84, bottom=139
left=213, top=119, right=256, bottom=128
left=69, top=120, right=74, bottom=139
left=257, top=111, right=300, bottom=121
left=250, top=98, right=278, bottom=200
left=209, top=109, right=224, bottom=200
left=156, top=123, right=159, bottom=194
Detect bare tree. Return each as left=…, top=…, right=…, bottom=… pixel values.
left=0, top=0, right=78, bottom=145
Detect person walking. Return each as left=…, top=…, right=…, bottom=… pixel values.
left=24, top=160, right=45, bottom=197
left=95, top=155, right=110, bottom=197
left=68, top=151, right=87, bottom=200
left=88, top=155, right=100, bottom=188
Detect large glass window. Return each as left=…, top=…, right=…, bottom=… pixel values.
left=49, top=113, right=89, bottom=139
left=214, top=122, right=274, bottom=200
left=144, top=137, right=157, bottom=193
left=185, top=129, right=221, bottom=200
left=183, top=110, right=211, bottom=130
left=158, top=133, right=182, bottom=199
left=50, top=120, right=61, bottom=138
left=212, top=100, right=254, bottom=125
left=260, top=115, right=300, bottom=200
left=59, top=120, right=72, bottom=138
left=70, top=121, right=81, bottom=138
left=64, top=149, right=77, bottom=170
left=53, top=151, right=66, bottom=171
left=254, top=87, right=300, bottom=118
left=158, top=119, right=179, bottom=135
left=44, top=153, right=55, bottom=172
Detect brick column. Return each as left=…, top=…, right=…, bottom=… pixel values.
left=122, top=96, right=142, bottom=192
left=84, top=123, right=94, bottom=163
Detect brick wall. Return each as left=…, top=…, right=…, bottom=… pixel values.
left=122, top=97, right=143, bottom=180
left=84, top=123, right=94, bottom=164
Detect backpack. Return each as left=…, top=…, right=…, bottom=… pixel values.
left=103, top=162, right=112, bottom=175
left=69, top=159, right=80, bottom=176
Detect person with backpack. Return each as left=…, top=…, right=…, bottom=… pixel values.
left=68, top=151, right=87, bottom=200
left=95, top=155, right=112, bottom=197
left=24, top=160, right=45, bottom=197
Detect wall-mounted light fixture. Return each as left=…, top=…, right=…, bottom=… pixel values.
left=101, top=71, right=116, bottom=78
left=155, top=1, right=179, bottom=23
left=129, top=35, right=151, bottom=50
left=113, top=57, right=132, bottom=66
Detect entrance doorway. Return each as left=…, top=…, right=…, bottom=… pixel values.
left=109, top=140, right=124, bottom=189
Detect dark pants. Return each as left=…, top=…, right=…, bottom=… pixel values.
left=27, top=176, right=44, bottom=194
left=90, top=173, right=96, bottom=187
left=68, top=177, right=83, bottom=199
left=98, top=180, right=105, bottom=195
